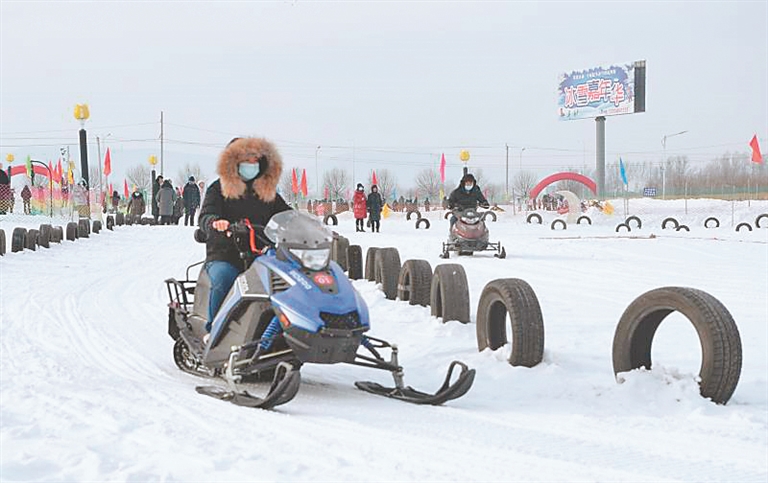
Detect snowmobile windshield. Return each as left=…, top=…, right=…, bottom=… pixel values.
left=265, top=211, right=333, bottom=270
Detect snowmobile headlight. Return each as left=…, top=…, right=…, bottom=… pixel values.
left=289, top=248, right=331, bottom=270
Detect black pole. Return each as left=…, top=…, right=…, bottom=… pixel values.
left=79, top=128, right=89, bottom=188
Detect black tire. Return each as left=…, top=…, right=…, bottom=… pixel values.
left=51, top=226, right=63, bottom=243
left=625, top=215, right=642, bottom=229
left=735, top=223, right=752, bottom=232
left=323, top=214, right=338, bottom=226
left=92, top=220, right=102, bottom=234
left=347, top=245, right=363, bottom=280
left=66, top=222, right=78, bottom=241
left=704, top=217, right=719, bottom=229
left=116, top=213, right=125, bottom=226
left=25, top=229, right=39, bottom=251
left=482, top=211, right=497, bottom=222
left=77, top=219, right=90, bottom=238
left=106, top=215, right=115, bottom=230
left=526, top=213, right=542, bottom=224
left=476, top=278, right=544, bottom=367
left=365, top=247, right=379, bottom=281
left=125, top=215, right=133, bottom=226
left=661, top=217, right=679, bottom=230
left=444, top=211, right=452, bottom=220
left=576, top=215, right=591, bottom=225
left=406, top=210, right=421, bottom=221
left=12, top=227, right=27, bottom=252
left=0, top=228, right=5, bottom=256
left=550, top=219, right=566, bottom=231
left=612, top=287, right=742, bottom=405
left=374, top=248, right=401, bottom=300
left=616, top=223, right=631, bottom=233
left=332, top=235, right=350, bottom=272
left=38, top=224, right=51, bottom=248
left=397, top=259, right=432, bottom=306
left=415, top=218, right=430, bottom=229
left=755, top=213, right=768, bottom=228
left=676, top=224, right=690, bottom=232
left=430, top=264, right=470, bottom=324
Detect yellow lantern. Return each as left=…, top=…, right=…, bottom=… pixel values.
left=149, top=155, right=158, bottom=166
left=5, top=153, right=14, bottom=163
left=459, top=150, right=470, bottom=162
left=74, top=103, right=90, bottom=121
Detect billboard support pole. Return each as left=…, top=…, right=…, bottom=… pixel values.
left=595, top=116, right=606, bottom=198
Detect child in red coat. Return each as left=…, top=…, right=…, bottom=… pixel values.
left=353, top=183, right=367, bottom=232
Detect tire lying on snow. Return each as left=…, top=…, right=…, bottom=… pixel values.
left=406, top=210, right=421, bottom=221
left=66, top=222, right=78, bottom=241
left=550, top=219, right=566, bottom=230
left=625, top=215, right=642, bottom=229
left=577, top=215, right=591, bottom=225
left=38, top=224, right=52, bottom=248
left=323, top=214, right=338, bottom=226
left=25, top=229, right=39, bottom=251
left=430, top=264, right=470, bottom=324
left=704, top=217, right=719, bottom=228
left=374, top=247, right=401, bottom=300
left=51, top=226, right=63, bottom=243
left=92, top=220, right=102, bottom=234
left=365, top=247, right=379, bottom=281
left=347, top=245, right=363, bottom=280
left=397, top=259, right=432, bottom=306
left=756, top=213, right=768, bottom=228
left=415, top=218, right=430, bottom=229
left=526, top=213, right=542, bottom=224
left=612, top=286, right=742, bottom=405
left=0, top=228, right=5, bottom=256
left=78, top=219, right=90, bottom=238
left=735, top=223, right=752, bottom=232
left=106, top=215, right=115, bottom=230
left=616, top=223, right=631, bottom=233
left=661, top=217, right=679, bottom=230
left=476, top=278, right=544, bottom=367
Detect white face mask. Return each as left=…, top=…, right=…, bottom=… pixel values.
left=238, top=162, right=260, bottom=181
left=464, top=184, right=473, bottom=191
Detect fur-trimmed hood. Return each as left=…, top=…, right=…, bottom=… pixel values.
left=217, top=137, right=283, bottom=201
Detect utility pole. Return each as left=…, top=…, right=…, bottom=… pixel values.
left=160, top=111, right=164, bottom=176
left=505, top=143, right=509, bottom=201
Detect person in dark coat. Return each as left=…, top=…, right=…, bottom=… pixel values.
left=126, top=187, right=146, bottom=222
left=21, top=184, right=32, bottom=214
left=0, top=163, right=11, bottom=214
left=152, top=175, right=163, bottom=223
left=157, top=179, right=176, bottom=225
left=182, top=175, right=201, bottom=226
left=198, top=137, right=291, bottom=333
left=111, top=191, right=120, bottom=213
left=352, top=183, right=367, bottom=232
left=448, top=173, right=489, bottom=228
left=366, top=184, right=383, bottom=233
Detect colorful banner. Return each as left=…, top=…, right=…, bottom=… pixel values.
left=558, top=61, right=644, bottom=121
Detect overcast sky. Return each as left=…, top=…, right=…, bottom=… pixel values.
left=1, top=1, right=766, bottom=191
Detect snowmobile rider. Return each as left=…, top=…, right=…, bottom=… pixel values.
left=447, top=173, right=489, bottom=228
left=198, top=137, right=291, bottom=334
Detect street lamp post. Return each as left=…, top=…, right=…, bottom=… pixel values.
left=661, top=130, right=688, bottom=199
left=315, top=146, right=321, bottom=198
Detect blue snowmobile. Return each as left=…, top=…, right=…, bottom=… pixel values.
left=165, top=210, right=475, bottom=409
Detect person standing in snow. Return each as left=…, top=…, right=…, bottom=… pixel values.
left=21, top=184, right=32, bottom=214
left=157, top=179, right=176, bottom=225
left=366, top=184, right=383, bottom=233
left=182, top=176, right=201, bottom=226
left=127, top=187, right=146, bottom=222
left=352, top=183, right=367, bottom=232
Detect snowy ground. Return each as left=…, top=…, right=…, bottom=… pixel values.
left=1, top=199, right=767, bottom=482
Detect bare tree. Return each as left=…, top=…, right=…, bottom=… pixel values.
left=126, top=164, right=152, bottom=196
left=512, top=170, right=538, bottom=199
left=414, top=168, right=441, bottom=201
left=176, top=162, right=205, bottom=186
left=369, top=169, right=397, bottom=202
left=323, top=167, right=350, bottom=200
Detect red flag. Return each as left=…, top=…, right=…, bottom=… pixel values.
left=324, top=186, right=329, bottom=200
left=300, top=169, right=308, bottom=197
left=124, top=179, right=129, bottom=198
left=56, top=159, right=63, bottom=183
left=372, top=170, right=378, bottom=186
left=439, top=153, right=446, bottom=183
left=750, top=135, right=763, bottom=164
left=104, top=148, right=112, bottom=176
left=291, top=168, right=299, bottom=194
left=109, top=183, right=113, bottom=196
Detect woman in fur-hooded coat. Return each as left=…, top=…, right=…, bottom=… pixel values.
left=199, top=137, right=291, bottom=269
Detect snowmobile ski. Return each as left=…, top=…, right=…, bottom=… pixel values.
left=355, top=360, right=475, bottom=405
left=196, top=361, right=301, bottom=410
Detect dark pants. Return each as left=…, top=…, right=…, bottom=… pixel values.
left=355, top=218, right=365, bottom=231
left=185, top=208, right=196, bottom=226
left=204, top=261, right=241, bottom=332
left=371, top=220, right=380, bottom=232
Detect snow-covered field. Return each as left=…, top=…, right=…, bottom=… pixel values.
left=1, top=199, right=767, bottom=482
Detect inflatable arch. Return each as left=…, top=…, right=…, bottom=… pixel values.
left=8, top=164, right=51, bottom=178
left=529, top=172, right=597, bottom=200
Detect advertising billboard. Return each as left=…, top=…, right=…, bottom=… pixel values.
left=557, top=60, right=646, bottom=121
